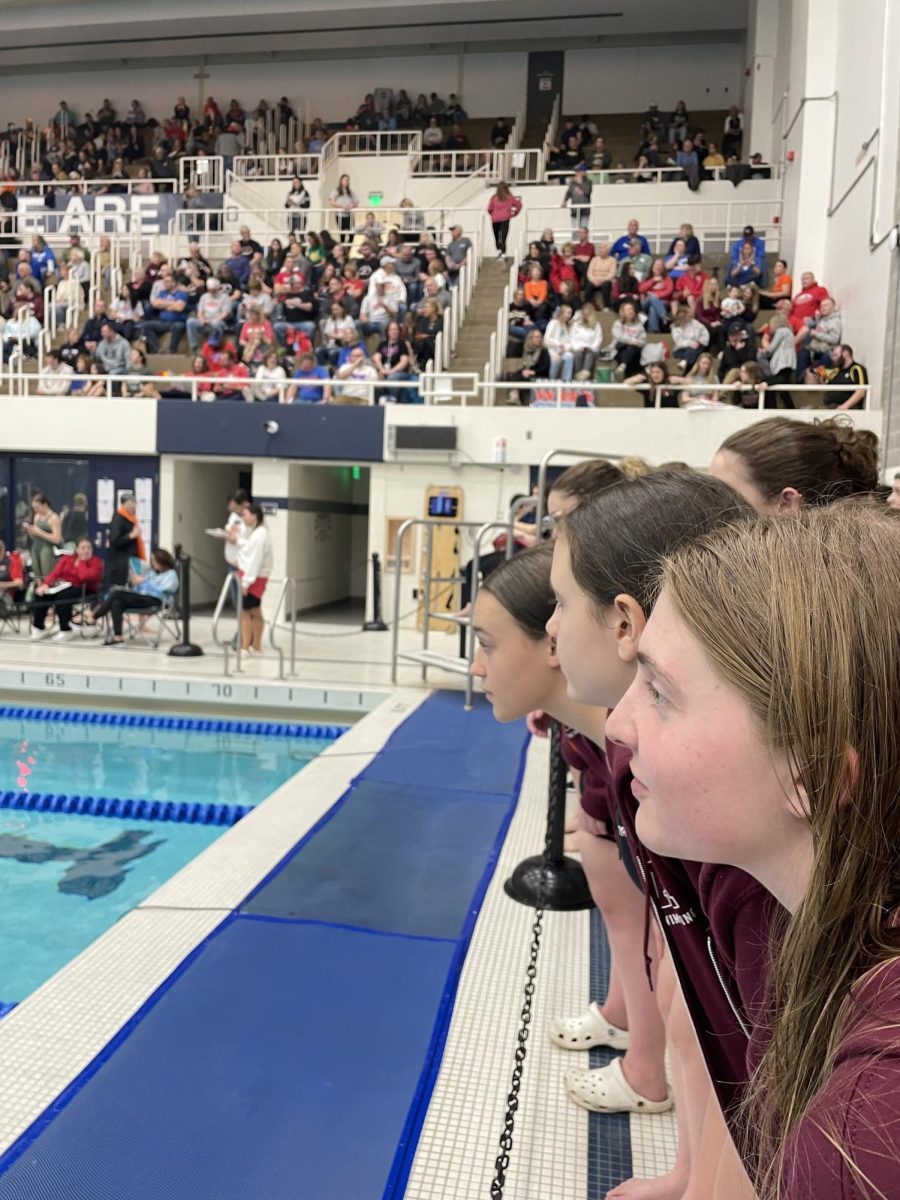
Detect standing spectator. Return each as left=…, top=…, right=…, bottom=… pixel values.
left=816, top=344, right=869, bottom=410
left=487, top=182, right=523, bottom=258
left=235, top=503, right=272, bottom=655
left=757, top=311, right=797, bottom=406
left=721, top=105, right=744, bottom=157
left=561, top=167, right=592, bottom=233
left=444, top=226, right=472, bottom=287
left=285, top=176, right=310, bottom=234
left=611, top=301, right=647, bottom=376
left=328, top=175, right=358, bottom=240
left=667, top=101, right=689, bottom=147
left=29, top=537, right=103, bottom=642
left=215, top=122, right=243, bottom=172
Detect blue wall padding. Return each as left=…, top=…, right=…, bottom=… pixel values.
left=358, top=691, right=525, bottom=794
left=0, top=706, right=347, bottom=741
left=240, top=778, right=510, bottom=940
left=0, top=918, right=454, bottom=1200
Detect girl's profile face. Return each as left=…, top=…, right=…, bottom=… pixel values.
left=546, top=534, right=632, bottom=708
left=470, top=591, right=556, bottom=722
left=606, top=588, right=800, bottom=877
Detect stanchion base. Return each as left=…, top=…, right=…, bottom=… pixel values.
left=504, top=855, right=594, bottom=911
left=362, top=620, right=389, bottom=631
left=168, top=643, right=205, bottom=657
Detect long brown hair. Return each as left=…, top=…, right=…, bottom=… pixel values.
left=661, top=503, right=900, bottom=1198
left=718, top=417, right=879, bottom=505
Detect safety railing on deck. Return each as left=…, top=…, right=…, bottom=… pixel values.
left=232, top=154, right=321, bottom=181
left=544, top=163, right=780, bottom=186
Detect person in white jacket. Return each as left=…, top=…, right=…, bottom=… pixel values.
left=566, top=305, right=603, bottom=379
left=236, top=503, right=273, bottom=654
left=544, top=304, right=575, bottom=381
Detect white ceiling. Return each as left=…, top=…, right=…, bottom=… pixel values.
left=0, top=0, right=748, bottom=71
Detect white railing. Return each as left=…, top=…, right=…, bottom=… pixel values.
left=0, top=175, right=176, bottom=198
left=545, top=163, right=780, bottom=187
left=410, top=147, right=544, bottom=184
left=178, top=156, right=224, bottom=192
left=508, top=110, right=524, bottom=153
left=232, top=154, right=321, bottom=181
left=2, top=370, right=875, bottom=413
left=325, top=130, right=423, bottom=157
left=524, top=200, right=784, bottom=255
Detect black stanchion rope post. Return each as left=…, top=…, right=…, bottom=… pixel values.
left=168, top=549, right=204, bottom=657
left=362, top=551, right=388, bottom=632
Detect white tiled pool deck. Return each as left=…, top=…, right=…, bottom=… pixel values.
left=0, top=617, right=675, bottom=1197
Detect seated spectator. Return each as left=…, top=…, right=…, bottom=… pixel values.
left=274, top=273, right=318, bottom=346
left=84, top=548, right=178, bottom=646
left=138, top=276, right=188, bottom=353
left=728, top=241, right=763, bottom=287
left=702, top=142, right=725, bottom=171
left=445, top=94, right=467, bottom=124
left=759, top=257, right=792, bottom=309
left=59, top=329, right=84, bottom=370
left=555, top=278, right=581, bottom=314
left=187, top=278, right=233, bottom=353
left=611, top=301, right=646, bottom=375
left=544, top=304, right=575, bottom=380
left=239, top=307, right=277, bottom=368
left=590, top=136, right=612, bottom=170
left=29, top=235, right=57, bottom=285
left=667, top=223, right=701, bottom=258
left=718, top=319, right=756, bottom=383
left=392, top=243, right=423, bottom=303
left=757, top=311, right=796, bottom=405
left=373, top=320, right=416, bottom=403
left=584, top=242, right=616, bottom=308
left=626, top=360, right=678, bottom=409
left=612, top=219, right=650, bottom=260
left=507, top=287, right=535, bottom=349
left=250, top=349, right=287, bottom=402
left=671, top=254, right=707, bottom=315
left=550, top=244, right=581, bottom=298
left=682, top=352, right=722, bottom=406
left=412, top=300, right=443, bottom=367
left=567, top=304, right=603, bottom=379
left=620, top=238, right=653, bottom=282
left=490, top=117, right=511, bottom=148
left=732, top=360, right=767, bottom=409
left=749, top=152, right=771, bottom=179
left=359, top=280, right=399, bottom=335
left=423, top=117, right=444, bottom=148
left=51, top=263, right=82, bottom=328
left=694, top=276, right=724, bottom=350
left=795, top=296, right=841, bottom=375
left=611, top=262, right=641, bottom=312
left=810, top=343, right=869, bottom=410
left=0, top=539, right=25, bottom=610
left=503, top=328, right=550, bottom=403
left=284, top=351, right=331, bottom=404
left=729, top=225, right=766, bottom=277
left=676, top=138, right=700, bottom=185
left=788, top=272, right=831, bottom=335
left=670, top=303, right=710, bottom=369
left=2, top=304, right=41, bottom=361
left=121, top=347, right=163, bottom=399
left=638, top=259, right=674, bottom=331
left=212, top=349, right=251, bottom=401
left=445, top=125, right=471, bottom=151
left=333, top=346, right=378, bottom=405
left=29, top=536, right=103, bottom=641
left=664, top=238, right=691, bottom=279
left=720, top=283, right=747, bottom=331
left=36, top=349, right=73, bottom=396
left=571, top=227, right=595, bottom=277
left=220, top=241, right=251, bottom=292
left=94, top=321, right=131, bottom=376
left=14, top=280, right=42, bottom=326
left=352, top=212, right=384, bottom=251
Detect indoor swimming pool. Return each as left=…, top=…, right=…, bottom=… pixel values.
left=0, top=705, right=345, bottom=1006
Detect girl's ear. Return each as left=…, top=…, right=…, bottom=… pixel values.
left=777, top=486, right=804, bottom=512
left=613, top=594, right=647, bottom=663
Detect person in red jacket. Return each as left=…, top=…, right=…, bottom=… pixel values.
left=671, top=254, right=708, bottom=316
left=638, top=259, right=675, bottom=330
left=30, top=536, right=103, bottom=641
left=549, top=244, right=581, bottom=297
left=486, top=182, right=523, bottom=257
left=788, top=271, right=829, bottom=332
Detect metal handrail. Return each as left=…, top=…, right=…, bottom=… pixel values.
left=535, top=448, right=626, bottom=532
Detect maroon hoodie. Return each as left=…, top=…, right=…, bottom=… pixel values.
left=560, top=730, right=615, bottom=840
left=605, top=739, right=782, bottom=1122
left=778, top=956, right=900, bottom=1198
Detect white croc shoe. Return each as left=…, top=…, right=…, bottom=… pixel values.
left=547, top=1002, right=630, bottom=1051
left=565, top=1057, right=673, bottom=1115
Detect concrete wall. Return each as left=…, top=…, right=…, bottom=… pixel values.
left=160, top=457, right=247, bottom=605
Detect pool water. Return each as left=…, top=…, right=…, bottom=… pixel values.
left=0, top=709, right=342, bottom=1004
left=0, top=715, right=325, bottom=808
left=0, top=809, right=225, bottom=1002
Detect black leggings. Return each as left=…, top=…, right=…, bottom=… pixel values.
left=492, top=220, right=510, bottom=253
left=31, top=585, right=88, bottom=631
left=91, top=589, right=160, bottom=636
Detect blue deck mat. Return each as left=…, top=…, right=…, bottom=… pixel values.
left=240, top=778, right=511, bottom=940
left=0, top=917, right=455, bottom=1200
left=0, top=693, right=530, bottom=1200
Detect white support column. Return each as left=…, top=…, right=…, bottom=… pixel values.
left=745, top=0, right=780, bottom=163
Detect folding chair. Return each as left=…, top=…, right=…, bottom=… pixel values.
left=123, top=593, right=182, bottom=648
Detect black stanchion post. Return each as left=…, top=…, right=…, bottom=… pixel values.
left=503, top=720, right=593, bottom=910
left=362, top=551, right=388, bottom=632
left=168, top=550, right=204, bottom=658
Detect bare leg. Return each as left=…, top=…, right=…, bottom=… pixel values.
left=578, top=832, right=668, bottom=1102
left=240, top=608, right=253, bottom=651
left=251, top=608, right=264, bottom=651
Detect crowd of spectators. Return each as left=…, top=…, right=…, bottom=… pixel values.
left=7, top=205, right=474, bottom=405
left=546, top=102, right=771, bottom=188
left=503, top=220, right=868, bottom=409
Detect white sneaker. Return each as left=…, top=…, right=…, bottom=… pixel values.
left=51, top=630, right=74, bottom=642
left=30, top=627, right=50, bottom=641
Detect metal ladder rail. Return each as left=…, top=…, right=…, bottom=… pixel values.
left=534, top=447, right=627, bottom=531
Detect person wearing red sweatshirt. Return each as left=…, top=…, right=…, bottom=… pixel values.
left=788, top=271, right=830, bottom=332
left=30, top=536, right=103, bottom=641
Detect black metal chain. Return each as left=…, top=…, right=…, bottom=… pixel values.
left=490, top=721, right=565, bottom=1198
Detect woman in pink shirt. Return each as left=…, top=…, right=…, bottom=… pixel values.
left=486, top=182, right=523, bottom=258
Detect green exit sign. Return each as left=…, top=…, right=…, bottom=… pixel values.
left=368, top=191, right=384, bottom=206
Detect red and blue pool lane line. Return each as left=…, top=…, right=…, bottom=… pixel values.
left=0, top=705, right=349, bottom=741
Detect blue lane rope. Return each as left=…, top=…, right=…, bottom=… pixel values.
left=0, top=790, right=252, bottom=827
left=0, top=705, right=348, bottom=741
